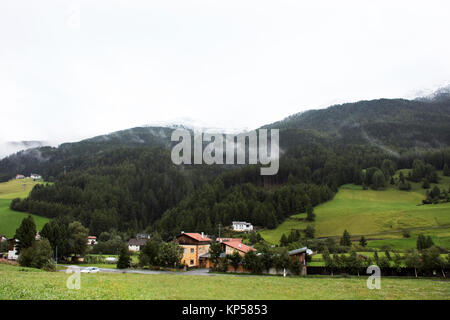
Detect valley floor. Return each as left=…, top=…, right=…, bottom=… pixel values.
left=0, top=264, right=448, bottom=300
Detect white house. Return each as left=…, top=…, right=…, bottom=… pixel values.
left=30, top=173, right=42, bottom=180
left=105, top=257, right=117, bottom=264
left=128, top=238, right=148, bottom=252
left=87, top=236, right=97, bottom=246
left=16, top=174, right=25, bottom=180
left=7, top=239, right=19, bottom=260
left=232, top=221, right=254, bottom=232
left=136, top=233, right=151, bottom=239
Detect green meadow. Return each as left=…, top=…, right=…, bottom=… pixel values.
left=0, top=264, right=448, bottom=300
left=0, top=178, right=50, bottom=238
left=260, top=170, right=450, bottom=249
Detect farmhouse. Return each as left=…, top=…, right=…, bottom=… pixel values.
left=7, top=239, right=19, bottom=260
left=87, top=236, right=97, bottom=246
left=15, top=174, right=25, bottom=180
left=232, top=221, right=253, bottom=232
left=30, top=173, right=42, bottom=180
left=199, top=238, right=257, bottom=269
left=176, top=232, right=212, bottom=267
left=128, top=238, right=148, bottom=252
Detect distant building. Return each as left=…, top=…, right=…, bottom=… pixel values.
left=128, top=238, right=148, bottom=252
left=232, top=221, right=253, bottom=232
left=87, top=236, right=97, bottom=246
left=15, top=174, right=25, bottom=180
left=136, top=233, right=151, bottom=240
left=7, top=239, right=19, bottom=260
left=0, top=235, right=7, bottom=242
left=35, top=232, right=41, bottom=241
left=30, top=174, right=42, bottom=180
left=105, top=257, right=117, bottom=264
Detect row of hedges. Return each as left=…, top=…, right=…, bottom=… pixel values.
left=306, top=266, right=449, bottom=277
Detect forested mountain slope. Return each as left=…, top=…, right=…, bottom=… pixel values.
left=2, top=93, right=450, bottom=238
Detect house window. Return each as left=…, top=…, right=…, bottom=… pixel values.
left=190, top=248, right=194, bottom=253
left=184, top=248, right=187, bottom=254
left=190, top=260, right=194, bottom=265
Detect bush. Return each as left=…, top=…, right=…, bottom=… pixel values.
left=18, top=239, right=53, bottom=270
left=289, top=260, right=303, bottom=275
left=243, top=251, right=263, bottom=273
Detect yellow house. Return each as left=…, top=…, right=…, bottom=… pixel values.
left=176, top=232, right=211, bottom=267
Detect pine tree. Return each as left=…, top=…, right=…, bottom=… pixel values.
left=117, top=244, right=131, bottom=269
left=359, top=236, right=367, bottom=247
left=14, top=215, right=37, bottom=253
left=443, top=164, right=450, bottom=176
left=306, top=205, right=315, bottom=221
left=384, top=250, right=391, bottom=261
left=280, top=234, right=288, bottom=247
left=340, top=229, right=351, bottom=246
left=305, top=225, right=315, bottom=239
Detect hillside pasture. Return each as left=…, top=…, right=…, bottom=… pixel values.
left=0, top=178, right=50, bottom=238
left=260, top=171, right=450, bottom=249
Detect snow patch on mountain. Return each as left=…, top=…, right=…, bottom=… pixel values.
left=144, top=117, right=250, bottom=134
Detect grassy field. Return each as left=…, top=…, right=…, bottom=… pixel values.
left=0, top=178, right=50, bottom=238
left=260, top=170, right=450, bottom=248
left=0, top=264, right=448, bottom=300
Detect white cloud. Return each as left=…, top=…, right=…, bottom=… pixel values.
left=0, top=0, right=449, bottom=143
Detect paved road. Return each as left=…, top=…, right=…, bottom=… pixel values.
left=60, top=265, right=215, bottom=276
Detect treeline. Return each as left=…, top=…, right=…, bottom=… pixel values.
left=10, top=148, right=222, bottom=235
left=158, top=181, right=334, bottom=239
left=7, top=135, right=450, bottom=239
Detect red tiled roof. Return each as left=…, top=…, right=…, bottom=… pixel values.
left=217, top=238, right=242, bottom=243
left=181, top=233, right=212, bottom=242
left=88, top=236, right=97, bottom=239
left=223, top=241, right=256, bottom=253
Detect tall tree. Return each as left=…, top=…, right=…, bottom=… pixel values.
left=67, top=221, right=89, bottom=257
left=443, top=163, right=450, bottom=176
left=14, top=215, right=37, bottom=253
left=229, top=251, right=242, bottom=272
left=340, top=229, right=352, bottom=246
left=359, top=236, right=367, bottom=247
left=306, top=205, right=315, bottom=222
left=208, top=240, right=223, bottom=270
left=305, top=225, right=315, bottom=239
left=117, top=244, right=131, bottom=269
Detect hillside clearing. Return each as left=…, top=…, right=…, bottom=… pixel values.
left=260, top=171, right=450, bottom=248
left=0, top=178, right=50, bottom=238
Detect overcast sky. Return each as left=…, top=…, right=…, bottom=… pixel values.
left=1, top=0, right=450, bottom=144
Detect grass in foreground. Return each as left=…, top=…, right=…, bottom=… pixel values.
left=0, top=264, right=449, bottom=300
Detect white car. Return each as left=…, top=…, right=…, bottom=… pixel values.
left=81, top=267, right=100, bottom=273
